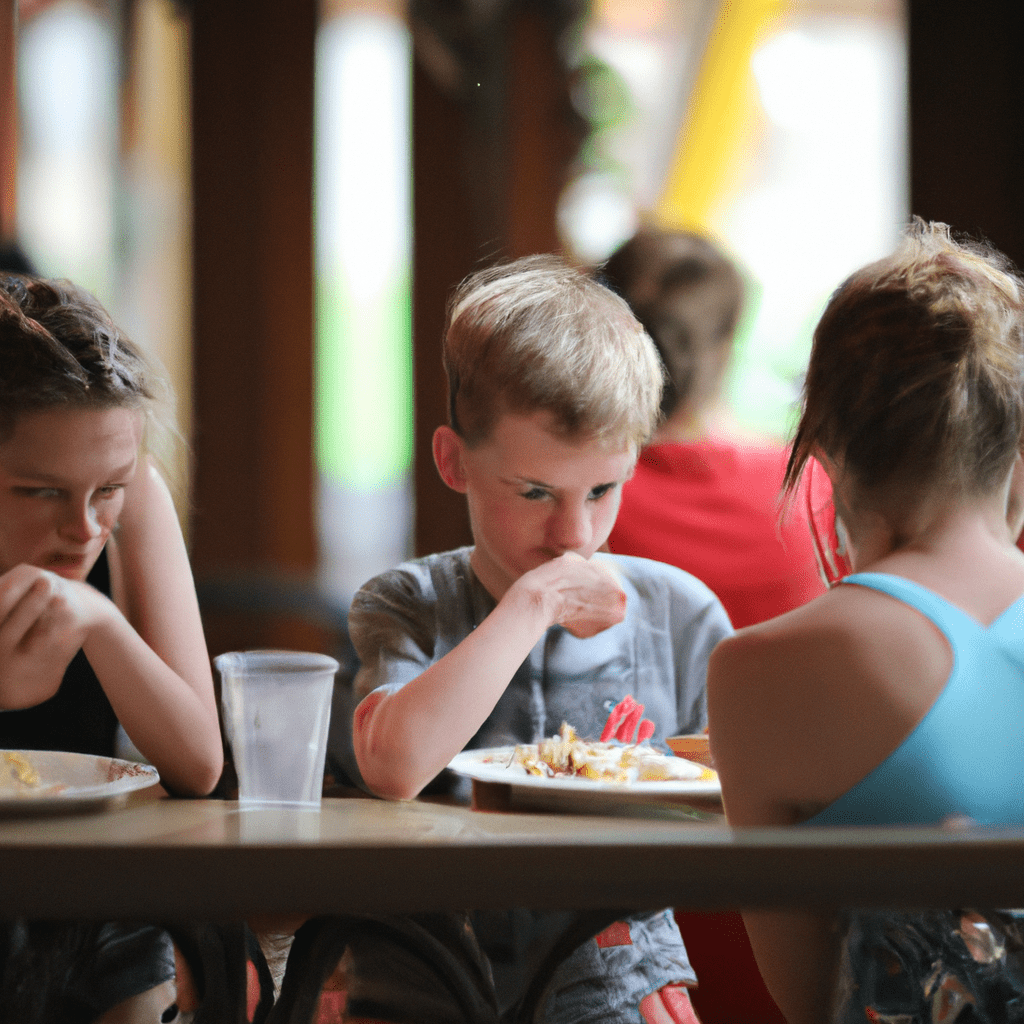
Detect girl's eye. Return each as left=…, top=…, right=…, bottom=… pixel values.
left=15, top=487, right=61, bottom=499
left=522, top=487, right=549, bottom=501
left=588, top=483, right=615, bottom=501
left=96, top=485, right=123, bottom=498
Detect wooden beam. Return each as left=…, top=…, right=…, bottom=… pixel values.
left=410, top=53, right=476, bottom=558
left=411, top=6, right=580, bottom=556
left=0, top=0, right=17, bottom=243
left=908, top=0, right=1024, bottom=268
left=190, top=0, right=320, bottom=652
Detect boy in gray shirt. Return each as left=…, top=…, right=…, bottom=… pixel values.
left=344, top=256, right=732, bottom=1024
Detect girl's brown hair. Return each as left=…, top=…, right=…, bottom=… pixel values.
left=601, top=227, right=744, bottom=419
left=785, top=220, right=1024, bottom=503
left=0, top=273, right=179, bottom=488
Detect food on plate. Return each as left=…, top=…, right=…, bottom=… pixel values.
left=486, top=722, right=715, bottom=784
left=2, top=750, right=42, bottom=792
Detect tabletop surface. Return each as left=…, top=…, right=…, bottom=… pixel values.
left=4, top=791, right=1024, bottom=920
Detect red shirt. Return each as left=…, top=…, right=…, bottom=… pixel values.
left=608, top=437, right=826, bottom=628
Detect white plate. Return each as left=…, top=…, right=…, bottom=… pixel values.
left=0, top=749, right=160, bottom=815
left=448, top=746, right=721, bottom=812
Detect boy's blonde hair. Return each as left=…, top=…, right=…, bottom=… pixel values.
left=443, top=254, right=664, bottom=448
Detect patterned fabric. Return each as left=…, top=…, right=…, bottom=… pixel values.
left=831, top=910, right=1024, bottom=1024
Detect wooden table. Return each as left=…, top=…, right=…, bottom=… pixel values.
left=4, top=793, right=1024, bottom=921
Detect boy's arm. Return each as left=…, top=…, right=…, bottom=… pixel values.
left=89, top=460, right=223, bottom=796
left=353, top=552, right=626, bottom=800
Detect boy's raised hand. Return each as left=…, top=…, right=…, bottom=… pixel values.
left=518, top=551, right=627, bottom=639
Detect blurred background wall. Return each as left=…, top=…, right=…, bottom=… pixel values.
left=2, top=0, right=1020, bottom=657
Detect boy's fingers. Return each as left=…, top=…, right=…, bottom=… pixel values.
left=637, top=719, right=655, bottom=743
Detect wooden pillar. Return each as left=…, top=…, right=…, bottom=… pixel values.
left=908, top=0, right=1024, bottom=269
left=411, top=5, right=581, bottom=557
left=410, top=53, right=476, bottom=558
left=190, top=0, right=324, bottom=654
left=1, top=0, right=17, bottom=246
left=506, top=8, right=584, bottom=259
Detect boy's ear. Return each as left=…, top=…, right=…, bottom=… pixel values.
left=433, top=425, right=469, bottom=493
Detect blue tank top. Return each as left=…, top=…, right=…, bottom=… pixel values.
left=804, top=572, right=1024, bottom=827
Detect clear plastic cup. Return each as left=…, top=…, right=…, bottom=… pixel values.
left=215, top=650, right=339, bottom=808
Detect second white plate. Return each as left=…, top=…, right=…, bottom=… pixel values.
left=448, top=746, right=721, bottom=806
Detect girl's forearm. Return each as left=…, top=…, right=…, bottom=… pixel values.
left=102, top=461, right=222, bottom=794
left=82, top=610, right=223, bottom=796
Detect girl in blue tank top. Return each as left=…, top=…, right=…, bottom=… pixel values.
left=707, top=220, right=1024, bottom=1024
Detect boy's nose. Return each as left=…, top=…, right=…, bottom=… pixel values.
left=548, top=503, right=591, bottom=553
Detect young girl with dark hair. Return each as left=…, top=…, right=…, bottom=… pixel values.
left=602, top=227, right=824, bottom=630
left=0, top=273, right=222, bottom=797
left=1, top=273, right=232, bottom=1022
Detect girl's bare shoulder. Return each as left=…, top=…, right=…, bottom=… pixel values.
left=708, top=581, right=955, bottom=825
left=712, top=584, right=888, bottom=666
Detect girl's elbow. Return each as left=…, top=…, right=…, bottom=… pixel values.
left=201, top=752, right=226, bottom=796
left=179, top=746, right=224, bottom=797
left=367, top=773, right=422, bottom=802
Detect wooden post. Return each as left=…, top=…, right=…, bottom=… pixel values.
left=1, top=0, right=18, bottom=245
left=190, top=0, right=325, bottom=654
left=411, top=5, right=581, bottom=557
left=908, top=0, right=1024, bottom=268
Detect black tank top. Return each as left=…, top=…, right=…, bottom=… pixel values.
left=0, top=549, right=119, bottom=755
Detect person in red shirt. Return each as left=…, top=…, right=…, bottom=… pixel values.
left=602, top=227, right=825, bottom=630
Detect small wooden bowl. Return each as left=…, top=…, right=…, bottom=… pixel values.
left=666, top=734, right=713, bottom=769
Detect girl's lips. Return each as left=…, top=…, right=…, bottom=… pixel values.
left=47, top=553, right=89, bottom=578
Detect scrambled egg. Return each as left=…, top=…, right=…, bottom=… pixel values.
left=511, top=722, right=707, bottom=783
left=2, top=750, right=42, bottom=791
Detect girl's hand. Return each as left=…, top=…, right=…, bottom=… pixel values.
left=0, top=563, right=112, bottom=709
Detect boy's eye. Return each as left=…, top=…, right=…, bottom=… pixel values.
left=588, top=483, right=616, bottom=501
left=96, top=485, right=124, bottom=498
left=521, top=487, right=549, bottom=501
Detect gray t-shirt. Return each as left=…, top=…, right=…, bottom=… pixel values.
left=347, top=548, right=727, bottom=775
left=337, top=548, right=732, bottom=1020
